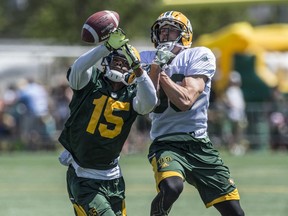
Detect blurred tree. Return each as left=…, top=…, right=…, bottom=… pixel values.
left=0, top=0, right=286, bottom=44
left=1, top=0, right=161, bottom=44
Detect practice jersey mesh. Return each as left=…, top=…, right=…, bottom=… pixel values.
left=140, top=47, right=216, bottom=140
left=59, top=68, right=138, bottom=169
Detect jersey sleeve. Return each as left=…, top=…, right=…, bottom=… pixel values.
left=68, top=45, right=110, bottom=90
left=140, top=50, right=156, bottom=64
left=132, top=70, right=158, bottom=115
left=185, top=47, right=216, bottom=79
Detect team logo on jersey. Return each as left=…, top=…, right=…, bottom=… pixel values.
left=161, top=162, right=169, bottom=168
left=157, top=156, right=172, bottom=169
left=201, top=55, right=209, bottom=62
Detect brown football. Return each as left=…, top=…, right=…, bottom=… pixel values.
left=81, top=10, right=120, bottom=44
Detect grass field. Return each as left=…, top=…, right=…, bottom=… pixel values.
left=0, top=149, right=287, bottom=216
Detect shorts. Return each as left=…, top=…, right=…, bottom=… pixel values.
left=148, top=133, right=240, bottom=207
left=66, top=165, right=126, bottom=216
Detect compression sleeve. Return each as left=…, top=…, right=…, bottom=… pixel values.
left=68, top=45, right=110, bottom=90
left=133, top=70, right=158, bottom=115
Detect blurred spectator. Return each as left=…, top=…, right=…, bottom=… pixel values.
left=268, top=87, right=288, bottom=152
left=208, top=82, right=227, bottom=148
left=0, top=100, right=16, bottom=150
left=16, top=78, right=56, bottom=150
left=3, top=83, right=18, bottom=106
left=222, top=71, right=248, bottom=155
left=2, top=83, right=20, bottom=135
left=50, top=81, right=72, bottom=131
left=269, top=86, right=286, bottom=112
left=269, top=112, right=288, bottom=151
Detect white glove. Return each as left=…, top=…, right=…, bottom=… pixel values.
left=153, top=47, right=176, bottom=68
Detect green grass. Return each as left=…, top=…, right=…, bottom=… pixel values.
left=0, top=150, right=287, bottom=216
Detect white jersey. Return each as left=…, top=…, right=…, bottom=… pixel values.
left=140, top=47, right=216, bottom=140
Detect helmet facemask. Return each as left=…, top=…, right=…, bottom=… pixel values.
left=154, top=22, right=183, bottom=51
left=102, top=51, right=136, bottom=86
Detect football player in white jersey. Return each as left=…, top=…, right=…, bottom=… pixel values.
left=141, top=11, right=245, bottom=216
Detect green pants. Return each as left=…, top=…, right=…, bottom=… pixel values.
left=66, top=165, right=126, bottom=216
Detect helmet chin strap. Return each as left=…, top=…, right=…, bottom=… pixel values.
left=157, top=34, right=185, bottom=51
left=104, top=65, right=133, bottom=86
left=103, top=58, right=136, bottom=86
left=105, top=69, right=126, bottom=83
left=103, top=57, right=126, bottom=84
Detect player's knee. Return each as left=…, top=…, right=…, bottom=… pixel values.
left=230, top=202, right=245, bottom=216
left=214, top=200, right=245, bottom=216
left=226, top=208, right=245, bottom=216
left=160, top=176, right=183, bottom=198
left=232, top=205, right=245, bottom=216
left=238, top=209, right=245, bottom=216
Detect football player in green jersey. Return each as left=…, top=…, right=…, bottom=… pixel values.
left=58, top=28, right=158, bottom=216
left=141, top=11, right=245, bottom=216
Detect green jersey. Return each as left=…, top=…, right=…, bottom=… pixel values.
left=59, top=68, right=138, bottom=169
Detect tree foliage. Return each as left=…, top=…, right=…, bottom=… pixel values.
left=0, top=0, right=283, bottom=44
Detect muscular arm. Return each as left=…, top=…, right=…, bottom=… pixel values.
left=159, top=72, right=207, bottom=111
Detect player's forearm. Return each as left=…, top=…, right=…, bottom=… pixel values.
left=148, top=63, right=161, bottom=91
left=133, top=70, right=158, bottom=115
left=159, top=72, right=196, bottom=111
left=69, top=45, right=110, bottom=90
left=133, top=66, right=143, bottom=77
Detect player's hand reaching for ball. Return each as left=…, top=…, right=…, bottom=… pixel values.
left=105, top=28, right=129, bottom=51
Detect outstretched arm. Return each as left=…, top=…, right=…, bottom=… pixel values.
left=69, top=28, right=129, bottom=90
left=121, top=44, right=158, bottom=114
left=68, top=45, right=109, bottom=90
